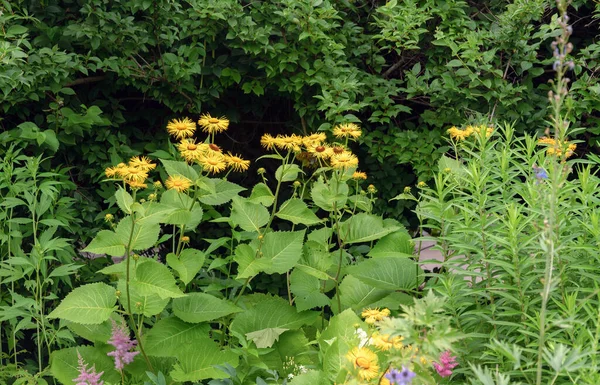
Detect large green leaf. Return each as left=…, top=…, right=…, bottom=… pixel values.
left=134, top=259, right=185, bottom=299
left=117, top=279, right=169, bottom=317
left=248, top=182, right=275, bottom=207
left=276, top=198, right=322, bottom=226
left=230, top=196, right=269, bottom=232
left=115, top=187, right=134, bottom=214
left=166, top=248, right=205, bottom=285
left=275, top=164, right=302, bottom=182
left=230, top=295, right=318, bottom=337
left=170, top=338, right=239, bottom=382
left=198, top=177, right=245, bottom=205
left=288, top=371, right=329, bottom=385
left=290, top=268, right=330, bottom=311
left=161, top=159, right=199, bottom=181
left=311, top=177, right=348, bottom=212
left=144, top=317, right=211, bottom=358
left=82, top=230, right=125, bottom=257
left=65, top=313, right=125, bottom=343
left=339, top=213, right=401, bottom=244
left=135, top=202, right=177, bottom=226
left=338, top=274, right=391, bottom=312
left=173, top=292, right=241, bottom=323
left=50, top=345, right=120, bottom=385
left=48, top=283, right=116, bottom=324
left=116, top=216, right=161, bottom=251
left=367, top=230, right=414, bottom=257
left=245, top=328, right=289, bottom=348
left=262, top=230, right=306, bottom=274
left=159, top=189, right=203, bottom=228
left=234, top=242, right=270, bottom=279
left=345, top=256, right=420, bottom=290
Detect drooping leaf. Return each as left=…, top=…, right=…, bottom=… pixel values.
left=248, top=183, right=275, bottom=207
left=170, top=338, right=239, bottom=382
left=276, top=198, right=322, bottom=226
left=230, top=196, right=269, bottom=232
left=345, top=256, right=420, bottom=290
left=135, top=202, right=177, bottom=226
left=144, top=317, right=211, bottom=357
left=82, top=230, right=125, bottom=257
left=48, top=283, right=116, bottom=324
left=234, top=242, right=269, bottom=279
left=198, top=177, right=245, bottom=205
left=172, top=292, right=241, bottom=323
left=290, top=268, right=330, bottom=311
left=338, top=275, right=391, bottom=312
left=275, top=164, right=302, bottom=182
left=245, top=327, right=289, bottom=348
left=134, top=259, right=185, bottom=299
left=115, top=187, right=134, bottom=214
left=339, top=213, right=400, bottom=244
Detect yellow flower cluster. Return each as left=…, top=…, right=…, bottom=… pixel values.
left=537, top=136, right=576, bottom=158
left=369, top=332, right=403, bottom=351
left=447, top=124, right=494, bottom=141
left=361, top=307, right=391, bottom=324
left=104, top=156, right=156, bottom=189
left=167, top=114, right=250, bottom=174
left=260, top=129, right=362, bottom=172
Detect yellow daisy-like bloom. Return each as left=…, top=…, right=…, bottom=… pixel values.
left=306, top=143, right=334, bottom=159
left=352, top=171, right=367, bottom=180
left=167, top=118, right=197, bottom=140
left=120, top=167, right=148, bottom=184
left=361, top=307, right=390, bottom=324
left=178, top=139, right=207, bottom=163
left=447, top=126, right=474, bottom=141
left=538, top=137, right=576, bottom=158
left=330, top=151, right=359, bottom=170
left=127, top=180, right=148, bottom=189
left=198, top=113, right=229, bottom=134
left=369, top=333, right=403, bottom=351
left=105, top=166, right=119, bottom=178
left=260, top=133, right=278, bottom=151
left=225, top=152, right=251, bottom=172
left=198, top=152, right=228, bottom=174
left=165, top=175, right=192, bottom=192
left=274, top=134, right=303, bottom=152
left=128, top=156, right=156, bottom=171
left=302, top=132, right=327, bottom=147
left=346, top=347, right=380, bottom=381
left=333, top=123, right=362, bottom=139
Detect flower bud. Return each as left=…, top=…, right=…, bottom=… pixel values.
left=293, top=181, right=301, bottom=188
left=104, top=213, right=114, bottom=222
left=181, top=236, right=190, bottom=243
left=367, top=184, right=376, bottom=193
left=257, top=167, right=266, bottom=175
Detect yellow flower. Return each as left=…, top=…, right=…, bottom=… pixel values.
left=178, top=138, right=207, bottom=163
left=104, top=213, right=114, bottom=222
left=538, top=137, right=576, bottom=158
left=380, top=372, right=391, bottom=385
left=361, top=307, right=390, bottom=324
left=403, top=186, right=411, bottom=193
left=120, top=167, right=148, bottom=183
left=153, top=181, right=163, bottom=189
left=225, top=152, right=250, bottom=172
left=447, top=126, right=473, bottom=141
left=167, top=118, right=196, bottom=139
left=346, top=347, right=379, bottom=381
left=274, top=134, right=303, bottom=152
left=180, top=236, right=190, bottom=243
left=260, top=134, right=278, bottom=151
left=367, top=184, right=377, bottom=193
left=333, top=123, right=362, bottom=139
left=417, top=181, right=427, bottom=188
left=198, top=152, right=227, bottom=174
left=127, top=180, right=148, bottom=189
left=198, top=113, right=229, bottom=134
left=104, top=166, right=119, bottom=178
left=330, top=151, right=359, bottom=170
left=306, top=143, right=334, bottom=159
left=302, top=132, right=327, bottom=147
left=352, top=171, right=367, bottom=180
left=369, top=333, right=403, bottom=351
left=165, top=175, right=192, bottom=192
left=128, top=156, right=156, bottom=171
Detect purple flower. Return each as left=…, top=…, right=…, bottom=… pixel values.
left=74, top=352, right=104, bottom=385
left=385, top=366, right=416, bottom=385
left=532, top=165, right=548, bottom=183
left=433, top=351, right=458, bottom=378
left=106, top=320, right=140, bottom=370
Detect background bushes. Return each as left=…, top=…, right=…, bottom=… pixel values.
left=2, top=0, right=600, bottom=229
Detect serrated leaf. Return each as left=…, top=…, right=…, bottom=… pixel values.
left=173, top=293, right=241, bottom=323
left=161, top=159, right=199, bottom=181
left=118, top=279, right=169, bottom=317
left=65, top=313, right=125, bottom=343
left=234, top=243, right=270, bottom=279
left=276, top=198, right=322, bottom=226
left=198, top=178, right=245, bottom=205
left=345, top=256, right=420, bottom=290
left=170, top=339, right=239, bottom=382
left=144, top=317, right=211, bottom=357
left=290, top=269, right=330, bottom=311
left=82, top=230, right=125, bottom=257
left=339, top=213, right=400, bottom=244
left=230, top=196, right=269, bottom=232
left=135, top=202, right=177, bottom=226
left=248, top=183, right=275, bottom=206
left=262, top=230, right=306, bottom=274
left=134, top=259, right=185, bottom=299
left=50, top=346, right=120, bottom=385
left=275, top=164, right=303, bottom=182
left=338, top=275, right=391, bottom=311
left=48, top=283, right=117, bottom=324
left=115, top=187, right=134, bottom=214
left=311, top=177, right=348, bottom=212
left=246, top=328, right=289, bottom=348
left=367, top=230, right=414, bottom=257
left=166, top=248, right=205, bottom=285
left=116, top=216, right=161, bottom=251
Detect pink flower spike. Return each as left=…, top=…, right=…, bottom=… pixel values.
left=106, top=320, right=140, bottom=370
left=433, top=351, right=458, bottom=378
left=74, top=352, right=104, bottom=385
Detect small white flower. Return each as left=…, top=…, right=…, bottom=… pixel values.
left=288, top=373, right=295, bottom=380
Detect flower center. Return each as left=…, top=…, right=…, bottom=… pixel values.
left=187, top=144, right=197, bottom=150
left=333, top=147, right=344, bottom=154
left=208, top=118, right=219, bottom=124
left=316, top=146, right=325, bottom=153
left=173, top=181, right=183, bottom=186
left=355, top=357, right=371, bottom=369
left=209, top=144, right=221, bottom=152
